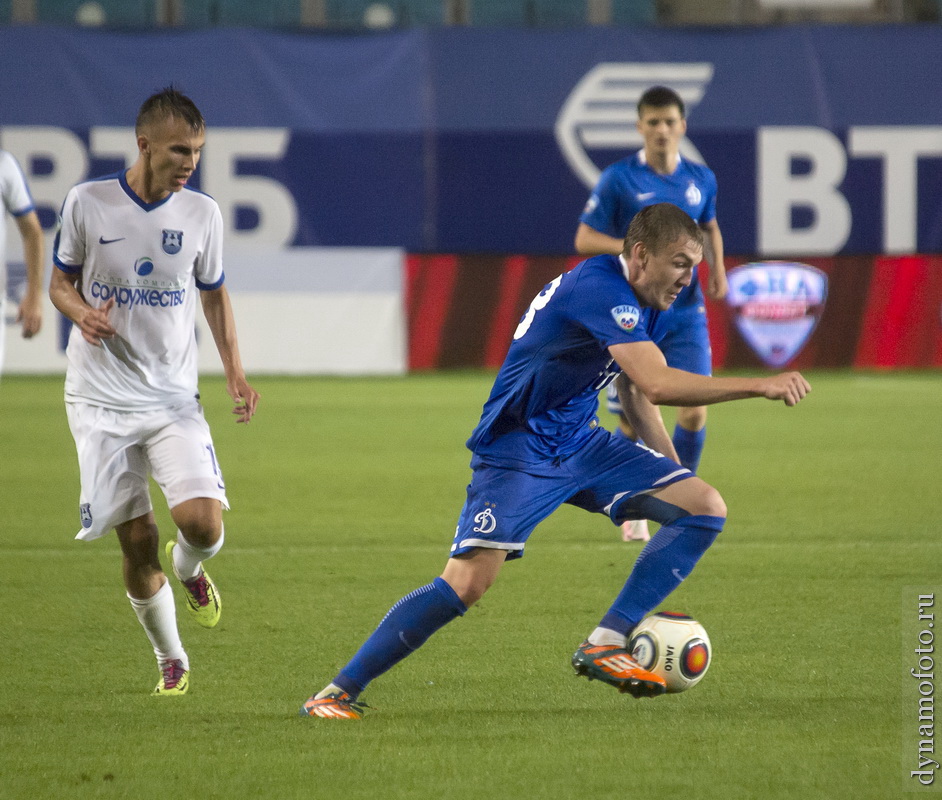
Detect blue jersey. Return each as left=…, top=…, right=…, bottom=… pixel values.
left=466, top=254, right=670, bottom=467
left=580, top=150, right=717, bottom=309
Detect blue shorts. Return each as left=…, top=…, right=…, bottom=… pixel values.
left=450, top=427, right=691, bottom=560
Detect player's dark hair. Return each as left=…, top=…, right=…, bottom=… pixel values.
left=136, top=87, right=204, bottom=135
left=637, top=86, right=685, bottom=118
left=624, top=203, right=703, bottom=256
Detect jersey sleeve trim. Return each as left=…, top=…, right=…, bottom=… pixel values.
left=53, top=256, right=83, bottom=273
left=196, top=272, right=225, bottom=291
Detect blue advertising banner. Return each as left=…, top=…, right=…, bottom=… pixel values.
left=2, top=24, right=941, bottom=255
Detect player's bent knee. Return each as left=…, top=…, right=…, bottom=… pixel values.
left=179, top=521, right=222, bottom=548
left=171, top=498, right=222, bottom=547
left=651, top=477, right=726, bottom=520
left=695, top=484, right=727, bottom=519
left=676, top=405, right=707, bottom=431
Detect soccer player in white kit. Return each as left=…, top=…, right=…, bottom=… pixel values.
left=49, top=88, right=260, bottom=695
left=0, top=148, right=44, bottom=372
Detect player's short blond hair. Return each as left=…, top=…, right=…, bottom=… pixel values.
left=623, top=203, right=703, bottom=257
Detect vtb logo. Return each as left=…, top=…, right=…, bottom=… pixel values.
left=555, top=62, right=715, bottom=188
left=726, top=262, right=828, bottom=368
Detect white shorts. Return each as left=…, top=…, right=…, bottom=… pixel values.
left=66, top=399, right=229, bottom=540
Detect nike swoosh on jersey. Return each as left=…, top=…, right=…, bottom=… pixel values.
left=636, top=192, right=656, bottom=201
left=99, top=236, right=126, bottom=244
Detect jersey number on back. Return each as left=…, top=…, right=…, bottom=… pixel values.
left=513, top=275, right=563, bottom=340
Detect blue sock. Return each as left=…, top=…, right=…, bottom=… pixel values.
left=335, top=577, right=467, bottom=698
left=599, top=514, right=724, bottom=635
left=673, top=424, right=706, bottom=473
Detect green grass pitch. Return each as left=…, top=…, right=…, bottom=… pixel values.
left=1, top=371, right=938, bottom=799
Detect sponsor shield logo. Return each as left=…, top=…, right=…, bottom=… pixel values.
left=554, top=62, right=715, bottom=188
left=726, top=262, right=828, bottom=367
left=611, top=304, right=640, bottom=331
left=80, top=503, right=93, bottom=529
left=162, top=229, right=183, bottom=255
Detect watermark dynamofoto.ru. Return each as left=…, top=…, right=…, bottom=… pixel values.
left=905, top=589, right=941, bottom=792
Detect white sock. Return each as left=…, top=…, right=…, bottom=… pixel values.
left=173, top=525, right=225, bottom=581
left=128, top=580, right=188, bottom=669
left=587, top=626, right=628, bottom=648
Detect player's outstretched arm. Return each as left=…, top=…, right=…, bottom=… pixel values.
left=610, top=341, right=811, bottom=408
left=200, top=285, right=260, bottom=423
left=753, top=371, right=811, bottom=407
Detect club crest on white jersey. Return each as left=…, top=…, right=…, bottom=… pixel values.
left=162, top=229, right=183, bottom=254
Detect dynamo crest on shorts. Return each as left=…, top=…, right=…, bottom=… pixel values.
left=726, top=262, right=828, bottom=367
left=162, top=229, right=183, bottom=255
left=611, top=304, right=640, bottom=331
left=554, top=62, right=715, bottom=188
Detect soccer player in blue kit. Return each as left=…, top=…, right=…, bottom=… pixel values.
left=301, top=203, right=809, bottom=718
left=575, top=85, right=727, bottom=542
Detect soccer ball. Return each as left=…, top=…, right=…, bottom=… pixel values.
left=628, top=611, right=711, bottom=693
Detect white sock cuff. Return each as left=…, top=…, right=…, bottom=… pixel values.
left=177, top=524, right=225, bottom=561
left=127, top=577, right=172, bottom=607
left=587, top=626, right=628, bottom=648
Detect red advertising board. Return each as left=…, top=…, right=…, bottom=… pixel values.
left=407, top=254, right=942, bottom=371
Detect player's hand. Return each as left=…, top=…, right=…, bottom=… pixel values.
left=17, top=293, right=42, bottom=338
left=706, top=270, right=728, bottom=301
left=228, top=377, right=260, bottom=424
left=78, top=297, right=117, bottom=346
left=761, top=372, right=811, bottom=407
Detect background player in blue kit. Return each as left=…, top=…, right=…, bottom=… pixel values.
left=575, top=85, right=727, bottom=543
left=301, top=203, right=809, bottom=719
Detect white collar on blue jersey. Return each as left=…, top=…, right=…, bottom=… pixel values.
left=618, top=253, right=631, bottom=284
left=637, top=149, right=682, bottom=169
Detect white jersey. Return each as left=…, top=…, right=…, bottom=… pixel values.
left=0, top=148, right=37, bottom=293
left=54, top=171, right=224, bottom=410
